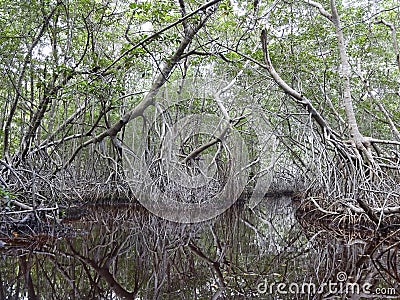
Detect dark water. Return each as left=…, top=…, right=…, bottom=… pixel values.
left=0, top=197, right=399, bottom=299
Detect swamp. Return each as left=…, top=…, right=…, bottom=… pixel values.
left=1, top=0, right=400, bottom=299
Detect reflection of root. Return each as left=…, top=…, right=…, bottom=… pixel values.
left=0, top=213, right=75, bottom=249
left=296, top=197, right=400, bottom=290
left=295, top=197, right=400, bottom=244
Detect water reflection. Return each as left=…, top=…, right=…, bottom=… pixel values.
left=0, top=197, right=399, bottom=299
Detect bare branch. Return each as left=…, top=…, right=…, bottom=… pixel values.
left=260, top=30, right=335, bottom=138
left=374, top=18, right=400, bottom=71
left=3, top=1, right=62, bottom=160
left=303, top=0, right=332, bottom=20
left=101, top=0, right=221, bottom=76
left=60, top=3, right=221, bottom=170
left=376, top=103, right=400, bottom=141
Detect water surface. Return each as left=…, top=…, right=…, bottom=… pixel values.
left=0, top=197, right=399, bottom=299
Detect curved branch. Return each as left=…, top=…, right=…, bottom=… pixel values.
left=303, top=0, right=332, bottom=20
left=60, top=1, right=221, bottom=170
left=260, top=30, right=336, bottom=138
left=3, top=1, right=62, bottom=160
left=100, top=0, right=221, bottom=76
left=374, top=18, right=400, bottom=71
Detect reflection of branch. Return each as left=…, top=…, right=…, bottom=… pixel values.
left=19, top=255, right=38, bottom=300
left=49, top=256, right=82, bottom=297
left=67, top=241, right=139, bottom=299
left=188, top=241, right=226, bottom=289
